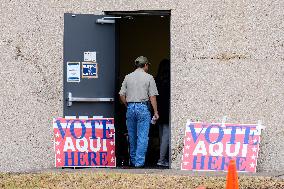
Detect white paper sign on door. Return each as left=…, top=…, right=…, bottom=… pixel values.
left=67, top=62, right=80, bottom=82
left=84, top=51, right=96, bottom=62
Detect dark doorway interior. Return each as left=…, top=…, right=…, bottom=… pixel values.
left=113, top=13, right=171, bottom=167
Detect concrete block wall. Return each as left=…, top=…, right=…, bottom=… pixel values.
left=0, top=0, right=283, bottom=172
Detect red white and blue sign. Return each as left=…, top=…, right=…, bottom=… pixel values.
left=181, top=121, right=263, bottom=172
left=53, top=117, right=115, bottom=167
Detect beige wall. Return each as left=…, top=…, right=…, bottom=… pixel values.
left=0, top=0, right=284, bottom=172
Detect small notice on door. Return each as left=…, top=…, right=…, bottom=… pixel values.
left=82, top=62, right=98, bottom=78
left=67, top=62, right=80, bottom=82
left=84, top=51, right=96, bottom=62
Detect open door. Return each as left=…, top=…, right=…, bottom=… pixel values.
left=63, top=12, right=171, bottom=168
left=63, top=13, right=116, bottom=117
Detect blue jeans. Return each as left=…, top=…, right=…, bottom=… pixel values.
left=126, top=103, right=151, bottom=167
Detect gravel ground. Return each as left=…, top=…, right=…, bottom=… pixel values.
left=1, top=168, right=284, bottom=189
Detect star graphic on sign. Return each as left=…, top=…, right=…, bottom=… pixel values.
left=57, top=158, right=61, bottom=163
left=186, top=137, right=191, bottom=141
left=251, top=154, right=256, bottom=160
left=252, top=138, right=258, bottom=144
left=111, top=150, right=114, bottom=154
left=111, top=157, right=115, bottom=163
left=109, top=132, right=115, bottom=137
left=183, top=162, right=189, bottom=165
left=252, top=146, right=257, bottom=152
left=110, top=141, right=115, bottom=146
left=185, top=153, right=189, bottom=157
left=55, top=132, right=60, bottom=138
left=250, top=162, right=255, bottom=168
left=55, top=141, right=60, bottom=146
left=185, top=145, right=190, bottom=149
left=56, top=149, right=60, bottom=155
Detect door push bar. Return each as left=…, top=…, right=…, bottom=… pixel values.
left=67, top=92, right=114, bottom=107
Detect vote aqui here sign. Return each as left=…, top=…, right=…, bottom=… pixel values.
left=53, top=117, right=115, bottom=167
left=181, top=121, right=262, bottom=172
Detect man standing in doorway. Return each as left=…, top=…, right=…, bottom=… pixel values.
left=119, top=56, right=159, bottom=168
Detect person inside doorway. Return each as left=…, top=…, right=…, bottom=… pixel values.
left=156, top=59, right=170, bottom=167
left=119, top=56, right=159, bottom=168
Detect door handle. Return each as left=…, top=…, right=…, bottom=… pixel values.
left=96, top=17, right=121, bottom=24
left=67, top=92, right=114, bottom=107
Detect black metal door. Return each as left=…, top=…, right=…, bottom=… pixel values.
left=63, top=13, right=116, bottom=117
